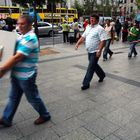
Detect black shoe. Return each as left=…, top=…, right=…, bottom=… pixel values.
left=103, top=58, right=107, bottom=61
left=81, top=85, right=90, bottom=90
left=134, top=53, right=138, bottom=57
left=109, top=52, right=113, bottom=58
left=98, top=75, right=106, bottom=83
left=0, top=118, right=12, bottom=127
left=128, top=54, right=132, bottom=58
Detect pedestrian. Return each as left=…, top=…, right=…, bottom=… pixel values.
left=0, top=15, right=51, bottom=127
left=127, top=23, right=139, bottom=58
left=122, top=20, right=128, bottom=42
left=103, top=19, right=114, bottom=61
left=61, top=20, right=70, bottom=43
left=72, top=18, right=79, bottom=42
left=5, top=17, right=14, bottom=31
left=83, top=19, right=89, bottom=31
left=75, top=14, right=106, bottom=90
left=115, top=19, right=122, bottom=41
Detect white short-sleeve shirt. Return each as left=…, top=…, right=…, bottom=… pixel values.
left=82, top=24, right=106, bottom=53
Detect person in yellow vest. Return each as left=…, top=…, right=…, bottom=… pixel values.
left=61, top=20, right=70, bottom=43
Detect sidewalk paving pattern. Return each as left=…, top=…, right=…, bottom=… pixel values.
left=0, top=41, right=140, bottom=140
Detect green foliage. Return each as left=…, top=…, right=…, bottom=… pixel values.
left=135, top=0, right=140, bottom=10
left=72, top=0, right=84, bottom=17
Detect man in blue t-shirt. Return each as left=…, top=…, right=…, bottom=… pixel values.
left=0, top=15, right=51, bottom=127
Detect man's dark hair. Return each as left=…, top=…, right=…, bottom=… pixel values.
left=20, top=15, right=33, bottom=25
left=90, top=14, right=99, bottom=21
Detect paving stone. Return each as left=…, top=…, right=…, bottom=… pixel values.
left=84, top=117, right=119, bottom=139
left=19, top=128, right=59, bottom=140
left=60, top=127, right=101, bottom=140
left=114, top=121, right=140, bottom=140
left=51, top=117, right=85, bottom=137
left=104, top=108, right=138, bottom=127
left=0, top=125, right=22, bottom=140
left=95, top=102, right=117, bottom=115
left=124, top=98, right=140, bottom=116
left=77, top=109, right=102, bottom=124
left=16, top=118, right=53, bottom=137
left=103, top=134, right=121, bottom=140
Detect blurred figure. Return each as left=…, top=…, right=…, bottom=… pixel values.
left=103, top=19, right=114, bottom=61
left=72, top=18, right=79, bottom=42
left=115, top=19, right=122, bottom=40
left=122, top=20, right=128, bottom=42
left=61, top=20, right=70, bottom=43
left=0, top=18, right=6, bottom=30
left=127, top=23, right=139, bottom=58
left=5, top=17, right=14, bottom=31
left=83, top=19, right=89, bottom=31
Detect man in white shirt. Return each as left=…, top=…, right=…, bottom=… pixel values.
left=75, top=14, right=106, bottom=90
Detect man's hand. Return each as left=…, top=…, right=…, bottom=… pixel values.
left=96, top=50, right=102, bottom=58
left=75, top=44, right=79, bottom=50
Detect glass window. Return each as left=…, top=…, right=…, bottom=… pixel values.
left=0, top=8, right=9, bottom=13
left=11, top=8, right=20, bottom=13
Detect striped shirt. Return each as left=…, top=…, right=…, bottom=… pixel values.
left=82, top=24, right=106, bottom=53
left=11, top=30, right=39, bottom=80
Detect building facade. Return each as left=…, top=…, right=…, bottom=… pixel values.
left=119, top=0, right=137, bottom=20
left=0, top=0, right=12, bottom=6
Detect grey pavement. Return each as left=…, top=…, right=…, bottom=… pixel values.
left=0, top=40, right=140, bottom=140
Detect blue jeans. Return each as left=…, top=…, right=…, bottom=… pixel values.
left=128, top=42, right=137, bottom=57
left=103, top=39, right=113, bottom=59
left=2, top=73, right=50, bottom=124
left=83, top=53, right=105, bottom=86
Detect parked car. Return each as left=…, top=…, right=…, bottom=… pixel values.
left=14, top=22, right=60, bottom=37
left=34, top=22, right=60, bottom=36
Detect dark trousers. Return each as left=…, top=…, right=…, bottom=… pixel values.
left=83, top=53, right=105, bottom=86
left=103, top=39, right=113, bottom=59
left=63, top=31, right=69, bottom=43
left=122, top=32, right=128, bottom=42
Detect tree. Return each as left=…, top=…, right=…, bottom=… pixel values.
left=72, top=0, right=84, bottom=17
left=135, top=0, right=140, bottom=10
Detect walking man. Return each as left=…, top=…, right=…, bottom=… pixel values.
left=75, top=14, right=106, bottom=90
left=127, top=23, right=139, bottom=58
left=0, top=15, right=51, bottom=127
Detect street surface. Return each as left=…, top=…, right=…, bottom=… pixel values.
left=0, top=40, right=140, bottom=140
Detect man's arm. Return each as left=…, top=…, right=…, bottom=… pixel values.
left=75, top=36, right=85, bottom=50
left=0, top=52, right=25, bottom=78
left=96, top=40, right=106, bottom=58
